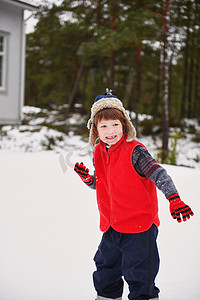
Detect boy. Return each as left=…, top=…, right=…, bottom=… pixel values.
left=74, top=90, right=194, bottom=300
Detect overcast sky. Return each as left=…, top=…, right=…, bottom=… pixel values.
left=24, top=0, right=63, bottom=33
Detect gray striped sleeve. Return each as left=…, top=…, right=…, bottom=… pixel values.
left=88, top=173, right=96, bottom=190
left=132, top=146, right=179, bottom=199
left=88, top=157, right=96, bottom=189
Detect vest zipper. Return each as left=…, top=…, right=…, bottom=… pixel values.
left=107, top=150, right=113, bottom=225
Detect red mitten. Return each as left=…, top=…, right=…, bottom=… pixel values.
left=168, top=194, right=194, bottom=223
left=74, top=162, right=93, bottom=186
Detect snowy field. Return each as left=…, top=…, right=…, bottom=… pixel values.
left=0, top=106, right=199, bottom=299
left=0, top=149, right=199, bottom=300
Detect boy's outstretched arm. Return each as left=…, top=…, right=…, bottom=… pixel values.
left=74, top=162, right=96, bottom=189
left=132, top=146, right=194, bottom=223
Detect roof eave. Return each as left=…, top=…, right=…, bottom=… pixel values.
left=1, top=0, right=39, bottom=11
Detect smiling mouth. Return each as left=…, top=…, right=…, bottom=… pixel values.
left=106, top=135, right=117, bottom=140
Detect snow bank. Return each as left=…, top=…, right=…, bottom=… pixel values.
left=1, top=106, right=200, bottom=169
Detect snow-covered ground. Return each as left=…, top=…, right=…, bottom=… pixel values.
left=0, top=150, right=199, bottom=299
left=0, top=106, right=199, bottom=299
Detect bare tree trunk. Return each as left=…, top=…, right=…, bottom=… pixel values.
left=187, top=52, right=194, bottom=118
left=180, top=1, right=191, bottom=119
left=161, top=0, right=170, bottom=162
left=180, top=28, right=189, bottom=119
left=67, top=62, right=84, bottom=114
left=194, top=61, right=199, bottom=118
left=194, top=0, right=200, bottom=118
left=153, top=52, right=161, bottom=119
left=135, top=44, right=142, bottom=131
left=109, top=51, right=115, bottom=89
left=109, top=0, right=116, bottom=89
left=187, top=12, right=195, bottom=119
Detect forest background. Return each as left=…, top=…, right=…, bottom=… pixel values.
left=25, top=0, right=200, bottom=162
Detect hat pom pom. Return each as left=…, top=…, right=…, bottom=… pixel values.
left=104, top=88, right=115, bottom=95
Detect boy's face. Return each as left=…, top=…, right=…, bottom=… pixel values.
left=96, top=118, right=123, bottom=146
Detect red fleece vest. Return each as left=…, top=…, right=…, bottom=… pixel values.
left=93, top=134, right=160, bottom=233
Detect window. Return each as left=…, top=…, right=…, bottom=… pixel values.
left=0, top=34, right=7, bottom=91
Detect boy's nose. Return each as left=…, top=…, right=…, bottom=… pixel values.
left=107, top=127, right=115, bottom=134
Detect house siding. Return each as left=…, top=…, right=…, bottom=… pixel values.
left=0, top=2, right=24, bottom=124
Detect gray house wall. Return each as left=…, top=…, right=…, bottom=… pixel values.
left=0, top=1, right=37, bottom=125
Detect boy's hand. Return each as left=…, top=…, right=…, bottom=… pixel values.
left=168, top=194, right=194, bottom=223
left=74, top=162, right=93, bottom=186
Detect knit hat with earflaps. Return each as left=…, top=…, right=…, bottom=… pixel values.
left=87, top=89, right=136, bottom=151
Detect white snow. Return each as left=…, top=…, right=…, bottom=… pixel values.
left=22, top=106, right=42, bottom=115
left=0, top=149, right=199, bottom=300
left=0, top=105, right=199, bottom=299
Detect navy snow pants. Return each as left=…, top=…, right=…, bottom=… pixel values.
left=93, top=224, right=160, bottom=300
